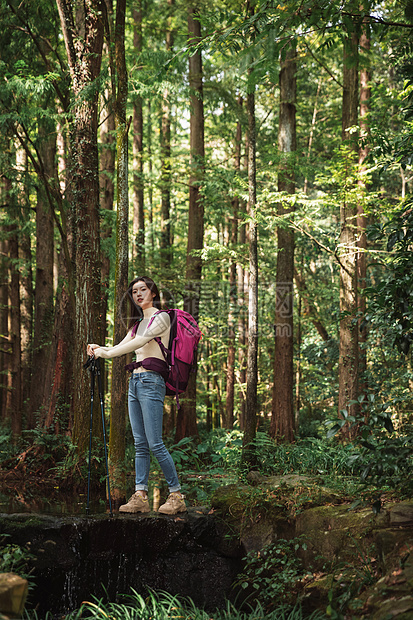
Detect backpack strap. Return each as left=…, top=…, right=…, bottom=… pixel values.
left=155, top=337, right=169, bottom=361
left=147, top=309, right=185, bottom=408
left=148, top=309, right=172, bottom=359
left=131, top=317, right=142, bottom=337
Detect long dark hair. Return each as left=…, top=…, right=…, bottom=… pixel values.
left=127, top=276, right=162, bottom=329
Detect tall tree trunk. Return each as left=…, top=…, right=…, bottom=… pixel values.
left=56, top=0, right=104, bottom=453
left=339, top=26, right=359, bottom=434
left=43, top=220, right=75, bottom=432
left=224, top=112, right=242, bottom=430
left=100, top=74, right=116, bottom=365
left=0, top=236, right=8, bottom=420
left=357, top=15, right=371, bottom=400
left=175, top=6, right=204, bottom=441
left=43, top=113, right=75, bottom=432
left=29, top=118, right=55, bottom=426
left=237, top=124, right=248, bottom=431
left=147, top=100, right=155, bottom=252
left=17, top=148, right=33, bottom=423
left=160, top=0, right=174, bottom=272
left=4, top=169, right=22, bottom=438
left=185, top=6, right=204, bottom=287
left=107, top=0, right=129, bottom=504
left=242, top=72, right=258, bottom=462
left=271, top=44, right=296, bottom=442
left=132, top=0, right=145, bottom=274
left=9, top=226, right=21, bottom=438
left=224, top=231, right=236, bottom=431
left=295, top=274, right=302, bottom=426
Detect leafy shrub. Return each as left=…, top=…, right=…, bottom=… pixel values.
left=0, top=423, right=14, bottom=462
left=325, top=536, right=379, bottom=618
left=326, top=394, right=413, bottom=496
left=367, top=201, right=413, bottom=355
left=0, top=535, right=35, bottom=582
left=168, top=430, right=243, bottom=473
left=166, top=431, right=242, bottom=504
left=0, top=422, right=73, bottom=476
left=234, top=539, right=310, bottom=612
left=249, top=432, right=358, bottom=477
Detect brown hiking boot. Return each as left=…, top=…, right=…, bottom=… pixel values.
left=119, top=492, right=150, bottom=513
left=158, top=492, right=187, bottom=515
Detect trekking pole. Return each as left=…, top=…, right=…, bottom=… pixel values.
left=84, top=356, right=113, bottom=517
left=94, top=357, right=113, bottom=517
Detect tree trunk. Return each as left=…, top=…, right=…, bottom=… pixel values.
left=43, top=112, right=75, bottom=432
left=56, top=0, right=104, bottom=453
left=242, top=74, right=258, bottom=462
left=224, top=245, right=236, bottom=431
left=357, top=16, right=371, bottom=400
left=175, top=6, right=204, bottom=442
left=4, top=168, right=22, bottom=438
left=160, top=0, right=174, bottom=272
left=271, top=44, right=296, bottom=442
left=17, top=155, right=33, bottom=423
left=185, top=6, right=204, bottom=286
left=29, top=117, right=55, bottom=426
left=339, top=26, right=359, bottom=434
left=9, top=226, right=22, bottom=438
left=237, top=123, right=248, bottom=431
left=100, top=70, right=116, bottom=368
left=224, top=112, right=242, bottom=430
left=0, top=236, right=8, bottom=420
left=147, top=100, right=155, bottom=252
left=132, top=0, right=145, bottom=274
left=43, top=269, right=74, bottom=432
left=108, top=0, right=129, bottom=504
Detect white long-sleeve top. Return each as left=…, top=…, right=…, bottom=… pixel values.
left=96, top=311, right=170, bottom=363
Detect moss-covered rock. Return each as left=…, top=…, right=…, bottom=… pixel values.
left=210, top=483, right=293, bottom=552
left=0, top=510, right=243, bottom=616
left=246, top=472, right=344, bottom=506
left=389, top=500, right=413, bottom=526
left=210, top=481, right=413, bottom=617
left=361, top=550, right=413, bottom=619
left=295, top=504, right=386, bottom=569
left=301, top=573, right=335, bottom=613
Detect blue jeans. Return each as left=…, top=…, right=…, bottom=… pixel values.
left=128, top=371, right=180, bottom=493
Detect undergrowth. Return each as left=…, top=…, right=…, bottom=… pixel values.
left=234, top=538, right=311, bottom=611
left=0, top=535, right=35, bottom=583
left=23, top=590, right=326, bottom=620
left=1, top=420, right=409, bottom=508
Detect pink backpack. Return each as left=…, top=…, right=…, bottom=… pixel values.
left=148, top=309, right=202, bottom=407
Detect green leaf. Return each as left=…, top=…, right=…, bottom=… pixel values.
left=326, top=423, right=341, bottom=439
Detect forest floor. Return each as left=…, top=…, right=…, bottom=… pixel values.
left=0, top=431, right=412, bottom=619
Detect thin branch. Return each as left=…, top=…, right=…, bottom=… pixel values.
left=55, top=0, right=77, bottom=79
left=302, top=39, right=343, bottom=88
left=341, top=12, right=413, bottom=29
left=287, top=218, right=352, bottom=276
left=101, top=0, right=118, bottom=125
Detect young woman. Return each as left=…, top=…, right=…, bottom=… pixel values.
left=87, top=276, right=186, bottom=516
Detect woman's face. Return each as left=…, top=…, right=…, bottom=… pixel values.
left=132, top=280, right=156, bottom=310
